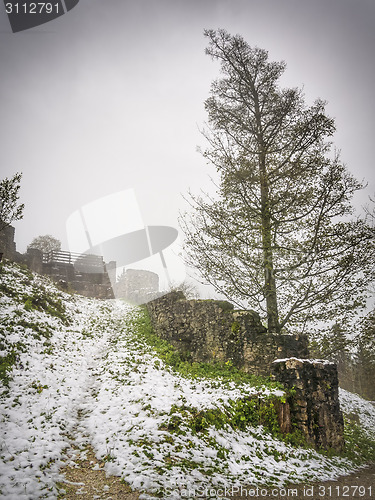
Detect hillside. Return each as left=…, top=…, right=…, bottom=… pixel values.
left=0, top=261, right=374, bottom=499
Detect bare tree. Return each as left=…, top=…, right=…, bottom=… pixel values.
left=168, top=280, right=200, bottom=299
left=180, top=29, right=374, bottom=333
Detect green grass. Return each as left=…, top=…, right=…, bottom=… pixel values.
left=129, top=308, right=375, bottom=461
left=0, top=261, right=71, bottom=386
left=0, top=343, right=25, bottom=386
left=126, top=308, right=312, bottom=447
left=1, top=261, right=69, bottom=324
left=131, top=307, right=282, bottom=388
left=22, top=289, right=69, bottom=323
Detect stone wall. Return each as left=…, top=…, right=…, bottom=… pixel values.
left=272, top=358, right=344, bottom=450
left=66, top=279, right=114, bottom=300
left=0, top=226, right=17, bottom=261
left=145, top=292, right=345, bottom=450
left=45, top=262, right=114, bottom=300
left=145, top=291, right=309, bottom=377
left=20, top=247, right=114, bottom=299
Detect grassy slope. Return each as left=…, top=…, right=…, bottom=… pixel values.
left=1, top=260, right=374, bottom=499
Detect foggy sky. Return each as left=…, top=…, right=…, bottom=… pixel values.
left=1, top=0, right=374, bottom=262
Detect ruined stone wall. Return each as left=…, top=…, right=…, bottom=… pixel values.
left=44, top=263, right=114, bottom=299
left=145, top=292, right=309, bottom=376
left=272, top=358, right=344, bottom=450
left=17, top=246, right=114, bottom=299
left=146, top=292, right=345, bottom=450
left=67, top=279, right=114, bottom=300
left=0, top=226, right=17, bottom=261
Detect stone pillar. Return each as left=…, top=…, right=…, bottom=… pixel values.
left=272, top=357, right=344, bottom=451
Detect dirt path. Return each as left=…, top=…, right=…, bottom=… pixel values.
left=57, top=444, right=140, bottom=499
left=56, top=453, right=374, bottom=500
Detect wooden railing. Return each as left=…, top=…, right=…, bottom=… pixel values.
left=43, top=250, right=104, bottom=270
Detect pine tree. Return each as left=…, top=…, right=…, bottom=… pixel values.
left=181, top=29, right=374, bottom=333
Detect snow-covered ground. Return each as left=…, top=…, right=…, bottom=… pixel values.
left=0, top=261, right=374, bottom=499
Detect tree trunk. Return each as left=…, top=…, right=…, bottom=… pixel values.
left=254, top=86, right=280, bottom=333
left=259, top=156, right=280, bottom=333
